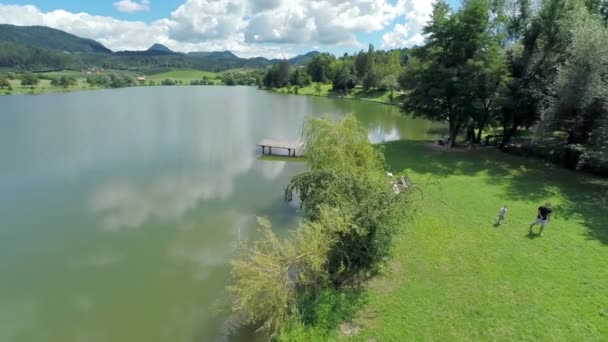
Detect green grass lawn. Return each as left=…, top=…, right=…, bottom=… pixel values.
left=1, top=69, right=223, bottom=95
left=332, top=141, right=608, bottom=341
left=274, top=83, right=404, bottom=105
left=144, top=68, right=221, bottom=84
left=3, top=77, right=96, bottom=95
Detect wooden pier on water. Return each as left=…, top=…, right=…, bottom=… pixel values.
left=257, top=139, right=304, bottom=157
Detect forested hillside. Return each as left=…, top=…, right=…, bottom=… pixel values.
left=0, top=24, right=111, bottom=53
left=0, top=24, right=319, bottom=72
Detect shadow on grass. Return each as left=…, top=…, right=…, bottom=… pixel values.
left=382, top=140, right=608, bottom=245
left=526, top=231, right=541, bottom=240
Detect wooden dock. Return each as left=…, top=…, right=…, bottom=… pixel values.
left=257, top=138, right=304, bottom=157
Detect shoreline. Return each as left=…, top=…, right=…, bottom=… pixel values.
left=268, top=84, right=403, bottom=107
left=2, top=83, right=403, bottom=109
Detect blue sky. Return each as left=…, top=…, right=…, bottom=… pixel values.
left=0, top=0, right=461, bottom=58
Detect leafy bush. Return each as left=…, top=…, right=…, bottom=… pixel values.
left=230, top=115, right=409, bottom=337
left=50, top=75, right=77, bottom=88
left=229, top=216, right=335, bottom=333
left=161, top=78, right=176, bottom=86
left=277, top=288, right=366, bottom=341
left=577, top=149, right=608, bottom=176
left=20, top=72, right=39, bottom=86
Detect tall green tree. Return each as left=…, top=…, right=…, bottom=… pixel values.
left=354, top=49, right=368, bottom=80
left=499, top=0, right=574, bottom=146
left=20, top=72, right=39, bottom=86
left=0, top=76, right=9, bottom=88
left=401, top=0, right=504, bottom=147
left=545, top=1, right=608, bottom=144
left=290, top=67, right=312, bottom=87
left=332, top=61, right=356, bottom=93
left=306, top=53, right=335, bottom=83
left=262, top=60, right=292, bottom=88
left=465, top=46, right=509, bottom=143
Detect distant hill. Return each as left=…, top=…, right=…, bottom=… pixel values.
left=147, top=43, right=173, bottom=54
left=0, top=24, right=111, bottom=54
left=0, top=24, right=323, bottom=72
left=187, top=50, right=238, bottom=59
left=289, top=51, right=321, bottom=66
left=115, top=43, right=179, bottom=56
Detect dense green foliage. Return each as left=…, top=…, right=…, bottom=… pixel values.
left=50, top=75, right=77, bottom=88
left=0, top=76, right=9, bottom=88
left=262, top=45, right=405, bottom=94
left=84, top=73, right=135, bottom=88
left=397, top=0, right=608, bottom=174
left=20, top=72, right=39, bottom=86
left=222, top=70, right=263, bottom=86
left=260, top=0, right=608, bottom=173
left=229, top=116, right=408, bottom=336
left=400, top=0, right=508, bottom=147
left=262, top=60, right=292, bottom=88
left=0, top=42, right=76, bottom=71
left=0, top=24, right=110, bottom=53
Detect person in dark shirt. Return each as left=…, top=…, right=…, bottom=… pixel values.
left=529, top=203, right=552, bottom=236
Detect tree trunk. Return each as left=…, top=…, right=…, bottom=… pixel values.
left=476, top=108, right=490, bottom=144
left=466, top=125, right=476, bottom=143
left=448, top=122, right=461, bottom=148
left=501, top=120, right=519, bottom=148
left=475, top=124, right=484, bottom=144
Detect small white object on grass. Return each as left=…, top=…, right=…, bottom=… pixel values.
left=387, top=172, right=393, bottom=177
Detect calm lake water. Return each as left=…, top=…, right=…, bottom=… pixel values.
left=0, top=86, right=435, bottom=342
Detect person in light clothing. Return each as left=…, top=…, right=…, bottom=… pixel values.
left=496, top=205, right=508, bottom=225
left=529, top=203, right=552, bottom=236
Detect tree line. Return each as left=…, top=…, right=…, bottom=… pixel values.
left=401, top=0, right=608, bottom=175
left=261, top=0, right=608, bottom=175
left=0, top=69, right=265, bottom=93
left=261, top=46, right=405, bottom=96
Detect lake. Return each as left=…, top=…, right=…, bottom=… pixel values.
left=0, top=86, right=435, bottom=341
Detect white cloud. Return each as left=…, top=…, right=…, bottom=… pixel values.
left=382, top=23, right=424, bottom=48
left=0, top=1, right=433, bottom=57
left=168, top=0, right=247, bottom=42
left=382, top=0, right=433, bottom=48
left=113, top=0, right=151, bottom=13
left=245, top=0, right=398, bottom=45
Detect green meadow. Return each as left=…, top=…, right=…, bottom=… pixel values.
left=331, top=141, right=608, bottom=341
left=274, top=83, right=403, bottom=105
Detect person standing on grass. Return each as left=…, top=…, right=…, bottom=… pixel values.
left=496, top=205, right=508, bottom=225
left=529, top=203, right=552, bottom=236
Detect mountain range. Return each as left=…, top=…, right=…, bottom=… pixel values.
left=0, top=24, right=320, bottom=71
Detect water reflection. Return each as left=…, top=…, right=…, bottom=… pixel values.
left=368, top=126, right=401, bottom=143
left=89, top=171, right=250, bottom=230
left=0, top=87, right=436, bottom=342
left=0, top=296, right=41, bottom=341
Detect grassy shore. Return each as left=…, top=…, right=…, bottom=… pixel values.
left=3, top=76, right=99, bottom=95
left=0, top=69, right=226, bottom=96
left=144, top=68, right=222, bottom=84
left=273, top=83, right=404, bottom=105
left=330, top=141, right=608, bottom=341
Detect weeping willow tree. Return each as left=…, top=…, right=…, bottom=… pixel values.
left=228, top=214, right=338, bottom=333
left=229, top=115, right=410, bottom=335
left=286, top=115, right=408, bottom=283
